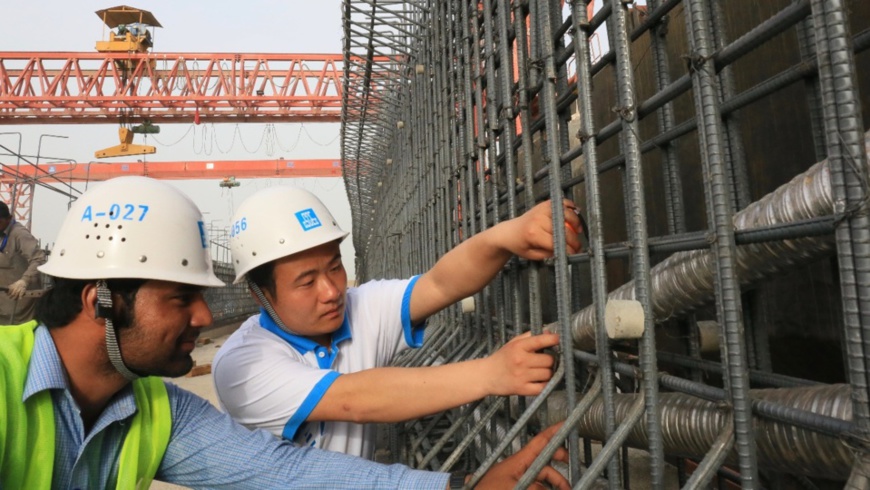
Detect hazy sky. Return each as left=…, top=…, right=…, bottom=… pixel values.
left=0, top=0, right=357, bottom=276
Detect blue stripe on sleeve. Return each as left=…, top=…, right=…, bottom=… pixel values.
left=281, top=370, right=341, bottom=441
left=400, top=275, right=426, bottom=348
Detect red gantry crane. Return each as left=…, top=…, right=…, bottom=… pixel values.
left=0, top=5, right=359, bottom=227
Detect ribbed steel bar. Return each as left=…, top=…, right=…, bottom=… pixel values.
left=494, top=0, right=524, bottom=340
left=562, top=215, right=837, bottom=265
left=810, top=0, right=870, bottom=435
left=516, top=374, right=603, bottom=488
left=684, top=0, right=758, bottom=484
left=512, top=0, right=549, bottom=455
left=706, top=0, right=771, bottom=379
left=514, top=0, right=545, bottom=338
left=536, top=0, right=583, bottom=481
left=656, top=351, right=821, bottom=389
left=585, top=26, right=870, bottom=180
left=467, top=1, right=500, bottom=453
left=341, top=0, right=870, bottom=485
left=414, top=399, right=486, bottom=468
left=573, top=386, right=646, bottom=490
left=556, top=384, right=855, bottom=481
left=428, top=397, right=506, bottom=470
left=683, top=417, right=735, bottom=490
left=645, top=0, right=686, bottom=236
left=607, top=1, right=665, bottom=486
left=466, top=363, right=568, bottom=487
left=465, top=3, right=494, bottom=360
left=521, top=0, right=814, bottom=184
left=481, top=0, right=508, bottom=350
left=569, top=0, right=621, bottom=487
left=573, top=350, right=857, bottom=438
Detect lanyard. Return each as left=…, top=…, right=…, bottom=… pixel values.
left=0, top=221, right=14, bottom=253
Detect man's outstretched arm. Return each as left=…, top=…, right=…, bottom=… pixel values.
left=409, top=199, right=582, bottom=324
left=310, top=331, right=559, bottom=423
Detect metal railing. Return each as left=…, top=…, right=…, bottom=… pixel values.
left=342, top=0, right=870, bottom=487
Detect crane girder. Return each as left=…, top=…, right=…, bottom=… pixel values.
left=0, top=52, right=381, bottom=124
left=0, top=159, right=342, bottom=182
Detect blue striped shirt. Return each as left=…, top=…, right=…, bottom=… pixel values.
left=20, top=325, right=448, bottom=489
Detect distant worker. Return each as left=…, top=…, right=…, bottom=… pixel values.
left=214, top=186, right=582, bottom=458
left=116, top=23, right=152, bottom=48
left=0, top=177, right=570, bottom=489
left=0, top=202, right=46, bottom=324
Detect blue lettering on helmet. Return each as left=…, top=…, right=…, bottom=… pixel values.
left=295, top=208, right=322, bottom=231
left=197, top=221, right=208, bottom=248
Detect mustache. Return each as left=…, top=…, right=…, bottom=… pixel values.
left=177, top=331, right=200, bottom=344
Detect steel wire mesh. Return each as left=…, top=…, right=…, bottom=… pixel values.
left=341, top=0, right=870, bottom=487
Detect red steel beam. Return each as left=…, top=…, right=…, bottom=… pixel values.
left=0, top=52, right=388, bottom=124
left=0, top=159, right=342, bottom=182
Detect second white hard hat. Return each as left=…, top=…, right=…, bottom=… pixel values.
left=39, top=176, right=225, bottom=287
left=229, top=186, right=348, bottom=284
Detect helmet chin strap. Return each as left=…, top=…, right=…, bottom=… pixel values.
left=96, top=280, right=140, bottom=381
left=247, top=278, right=304, bottom=337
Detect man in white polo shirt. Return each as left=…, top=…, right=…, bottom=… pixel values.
left=213, top=186, right=582, bottom=459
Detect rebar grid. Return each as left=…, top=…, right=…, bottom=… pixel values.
left=202, top=261, right=258, bottom=324
left=341, top=0, right=870, bottom=487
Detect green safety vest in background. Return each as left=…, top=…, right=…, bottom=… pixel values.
left=0, top=321, right=172, bottom=489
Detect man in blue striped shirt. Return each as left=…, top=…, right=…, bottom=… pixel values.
left=0, top=177, right=569, bottom=490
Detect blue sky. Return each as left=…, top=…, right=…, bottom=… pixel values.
left=0, top=0, right=357, bottom=276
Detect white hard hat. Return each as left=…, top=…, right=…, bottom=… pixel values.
left=229, top=186, right=348, bottom=284
left=39, top=176, right=224, bottom=287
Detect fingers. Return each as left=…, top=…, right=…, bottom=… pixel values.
left=541, top=200, right=583, bottom=254
left=516, top=199, right=584, bottom=258
left=518, top=377, right=555, bottom=396
left=517, top=422, right=564, bottom=460
left=533, top=465, right=571, bottom=490
left=516, top=331, right=560, bottom=352
left=522, top=367, right=556, bottom=384
left=508, top=331, right=533, bottom=343
left=563, top=222, right=583, bottom=254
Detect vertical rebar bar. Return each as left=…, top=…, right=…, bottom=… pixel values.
left=536, top=0, right=582, bottom=481
left=809, top=0, right=870, bottom=434
left=684, top=0, right=759, bottom=485
left=570, top=0, right=621, bottom=486
left=606, top=0, right=664, bottom=487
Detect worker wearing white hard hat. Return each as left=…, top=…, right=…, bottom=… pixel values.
left=0, top=177, right=576, bottom=489
left=214, top=185, right=583, bottom=460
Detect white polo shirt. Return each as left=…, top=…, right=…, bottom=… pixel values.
left=213, top=277, right=424, bottom=459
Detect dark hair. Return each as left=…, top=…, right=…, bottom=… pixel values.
left=36, top=277, right=147, bottom=329
left=246, top=260, right=277, bottom=297
left=0, top=202, right=10, bottom=219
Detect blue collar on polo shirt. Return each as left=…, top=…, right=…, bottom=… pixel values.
left=257, top=307, right=353, bottom=369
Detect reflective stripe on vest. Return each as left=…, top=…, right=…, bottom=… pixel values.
left=0, top=322, right=172, bottom=489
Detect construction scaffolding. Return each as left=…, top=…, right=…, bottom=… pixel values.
left=341, top=0, right=870, bottom=488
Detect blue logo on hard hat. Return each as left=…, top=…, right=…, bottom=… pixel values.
left=197, top=221, right=208, bottom=248
left=295, top=208, right=322, bottom=231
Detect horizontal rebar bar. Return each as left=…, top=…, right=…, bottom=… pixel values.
left=543, top=383, right=855, bottom=480
left=566, top=131, right=866, bottom=348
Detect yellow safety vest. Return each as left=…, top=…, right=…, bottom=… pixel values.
left=0, top=321, right=172, bottom=489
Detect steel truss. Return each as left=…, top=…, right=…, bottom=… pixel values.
left=0, top=52, right=348, bottom=124
left=342, top=0, right=870, bottom=487
left=0, top=159, right=342, bottom=182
